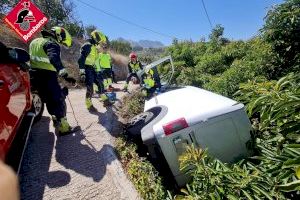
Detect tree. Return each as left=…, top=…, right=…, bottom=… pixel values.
left=110, top=40, right=132, bottom=55
left=262, top=0, right=300, bottom=78
left=65, top=22, right=84, bottom=38
left=0, top=0, right=18, bottom=13
left=209, top=24, right=224, bottom=41
left=209, top=24, right=229, bottom=46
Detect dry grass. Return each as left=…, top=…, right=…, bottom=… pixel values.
left=110, top=51, right=129, bottom=80
left=118, top=91, right=144, bottom=121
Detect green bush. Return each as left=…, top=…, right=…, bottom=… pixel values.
left=115, top=136, right=168, bottom=200
left=235, top=73, right=300, bottom=139
left=262, top=0, right=300, bottom=78
left=173, top=73, right=300, bottom=199
left=202, top=38, right=273, bottom=97
left=120, top=91, right=144, bottom=119
left=117, top=91, right=169, bottom=199
left=175, top=146, right=282, bottom=200
left=195, top=52, right=229, bottom=75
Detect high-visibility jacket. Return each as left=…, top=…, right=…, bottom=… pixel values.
left=96, top=52, right=111, bottom=71
left=144, top=78, right=155, bottom=88
left=29, top=38, right=57, bottom=71
left=129, top=61, right=142, bottom=72
left=84, top=42, right=98, bottom=67
left=144, top=69, right=155, bottom=88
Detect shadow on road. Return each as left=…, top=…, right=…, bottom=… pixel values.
left=55, top=131, right=116, bottom=182
left=19, top=116, right=71, bottom=200
left=89, top=105, right=123, bottom=137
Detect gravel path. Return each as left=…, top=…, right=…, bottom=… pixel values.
left=19, top=84, right=140, bottom=200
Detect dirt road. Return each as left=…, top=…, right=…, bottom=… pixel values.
left=19, top=84, right=140, bottom=200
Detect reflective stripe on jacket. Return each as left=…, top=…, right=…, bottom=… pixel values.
left=129, top=62, right=141, bottom=72
left=96, top=52, right=111, bottom=71
left=144, top=78, right=155, bottom=88
left=144, top=69, right=155, bottom=88
left=29, top=38, right=56, bottom=71
left=84, top=42, right=98, bottom=66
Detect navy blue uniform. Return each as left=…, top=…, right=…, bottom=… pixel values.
left=78, top=39, right=104, bottom=98
left=30, top=41, right=66, bottom=119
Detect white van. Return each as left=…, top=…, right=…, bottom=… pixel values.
left=127, top=56, right=252, bottom=186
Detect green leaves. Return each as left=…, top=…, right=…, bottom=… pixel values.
left=262, top=0, right=300, bottom=78
left=177, top=146, right=283, bottom=199
left=115, top=136, right=168, bottom=200
left=277, top=180, right=300, bottom=192
left=177, top=72, right=300, bottom=199
left=236, top=73, right=300, bottom=137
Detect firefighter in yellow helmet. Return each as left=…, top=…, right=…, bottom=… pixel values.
left=29, top=26, right=79, bottom=135
left=95, top=38, right=114, bottom=92
left=78, top=30, right=111, bottom=109
left=141, top=67, right=161, bottom=98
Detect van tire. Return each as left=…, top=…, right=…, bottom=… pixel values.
left=126, top=107, right=161, bottom=138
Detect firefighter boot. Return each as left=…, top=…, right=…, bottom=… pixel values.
left=100, top=94, right=113, bottom=107
left=85, top=98, right=96, bottom=111
left=57, top=118, right=80, bottom=136
left=52, top=115, right=59, bottom=128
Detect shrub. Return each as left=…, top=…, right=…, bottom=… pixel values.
left=175, top=146, right=283, bottom=200
left=235, top=73, right=300, bottom=139
left=262, top=0, right=300, bottom=78
left=175, top=73, right=300, bottom=199
left=119, top=91, right=144, bottom=120
left=115, top=136, right=168, bottom=200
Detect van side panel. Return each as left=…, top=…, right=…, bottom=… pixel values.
left=194, top=119, right=241, bottom=162
left=231, top=109, right=252, bottom=149
left=157, top=108, right=251, bottom=186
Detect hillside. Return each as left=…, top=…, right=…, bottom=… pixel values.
left=116, top=37, right=164, bottom=49
left=0, top=15, right=129, bottom=81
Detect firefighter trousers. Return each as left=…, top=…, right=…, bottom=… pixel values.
left=85, top=66, right=104, bottom=98
left=30, top=69, right=66, bottom=119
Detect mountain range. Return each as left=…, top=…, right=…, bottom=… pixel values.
left=116, top=37, right=165, bottom=49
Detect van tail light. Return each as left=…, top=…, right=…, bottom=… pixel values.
left=163, top=118, right=189, bottom=136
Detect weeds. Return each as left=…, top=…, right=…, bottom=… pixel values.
left=115, top=136, right=168, bottom=200
left=119, top=91, right=145, bottom=119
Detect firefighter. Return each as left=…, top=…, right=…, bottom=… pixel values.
left=78, top=30, right=110, bottom=109
left=123, top=52, right=143, bottom=91
left=96, top=41, right=114, bottom=92
left=141, top=68, right=161, bottom=98
left=29, top=26, right=78, bottom=135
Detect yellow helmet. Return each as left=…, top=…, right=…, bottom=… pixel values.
left=102, top=36, right=110, bottom=48
left=51, top=26, right=72, bottom=47
left=91, top=30, right=106, bottom=45
left=145, top=68, right=154, bottom=75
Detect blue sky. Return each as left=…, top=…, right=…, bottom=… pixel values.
left=73, top=0, right=283, bottom=45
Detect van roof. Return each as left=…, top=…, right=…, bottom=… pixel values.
left=144, top=86, right=244, bottom=135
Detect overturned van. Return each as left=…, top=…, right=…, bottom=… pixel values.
left=126, top=57, right=252, bottom=186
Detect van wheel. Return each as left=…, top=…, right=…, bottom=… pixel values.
left=126, top=107, right=161, bottom=139
left=32, top=92, right=44, bottom=123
